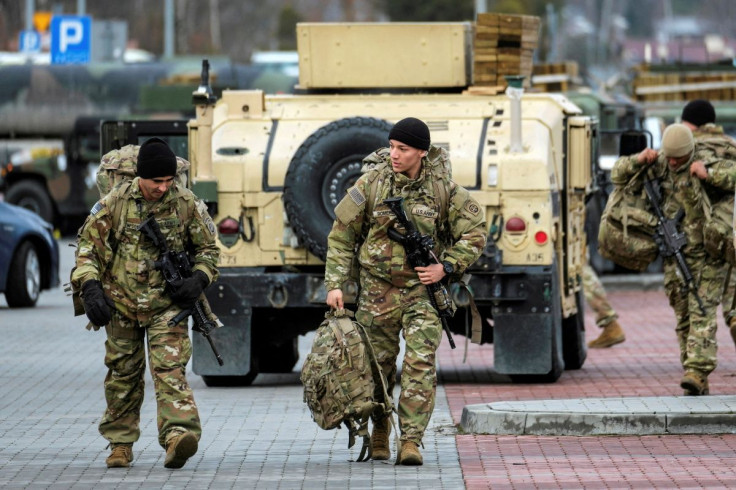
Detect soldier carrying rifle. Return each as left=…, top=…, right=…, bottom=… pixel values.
left=324, top=117, right=486, bottom=465
left=611, top=123, right=736, bottom=396
left=71, top=137, right=220, bottom=469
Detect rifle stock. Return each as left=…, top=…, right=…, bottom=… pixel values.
left=643, top=178, right=706, bottom=315
left=383, top=197, right=456, bottom=349
left=138, top=214, right=224, bottom=365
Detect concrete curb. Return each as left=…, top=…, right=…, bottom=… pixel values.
left=461, top=395, right=736, bottom=436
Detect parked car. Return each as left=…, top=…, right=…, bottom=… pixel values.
left=0, top=201, right=59, bottom=307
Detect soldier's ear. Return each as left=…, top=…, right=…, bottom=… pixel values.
left=422, top=151, right=428, bottom=158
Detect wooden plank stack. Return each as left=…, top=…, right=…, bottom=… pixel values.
left=472, top=13, right=541, bottom=89
left=531, top=61, right=579, bottom=92
left=632, top=64, right=736, bottom=102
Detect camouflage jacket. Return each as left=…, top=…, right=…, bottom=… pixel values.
left=72, top=178, right=220, bottom=322
left=324, top=153, right=486, bottom=292
left=611, top=143, right=736, bottom=256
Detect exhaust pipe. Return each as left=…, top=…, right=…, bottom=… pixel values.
left=505, top=76, right=525, bottom=153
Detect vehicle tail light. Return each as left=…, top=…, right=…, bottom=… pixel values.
left=505, top=216, right=526, bottom=233
left=218, top=217, right=240, bottom=235
left=534, top=230, right=549, bottom=245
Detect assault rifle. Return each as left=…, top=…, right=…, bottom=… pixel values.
left=643, top=178, right=706, bottom=315
left=383, top=197, right=456, bottom=349
left=138, top=214, right=224, bottom=365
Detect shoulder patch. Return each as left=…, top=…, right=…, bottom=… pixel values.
left=90, top=201, right=105, bottom=216
left=348, top=186, right=366, bottom=206
left=464, top=200, right=480, bottom=216
left=195, top=200, right=217, bottom=235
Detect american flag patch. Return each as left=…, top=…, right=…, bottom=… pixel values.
left=348, top=187, right=366, bottom=206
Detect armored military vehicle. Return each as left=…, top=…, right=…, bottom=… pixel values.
left=103, top=21, right=596, bottom=384
left=0, top=57, right=297, bottom=232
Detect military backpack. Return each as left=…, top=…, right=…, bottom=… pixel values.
left=597, top=165, right=660, bottom=271
left=696, top=139, right=736, bottom=266
left=301, top=308, right=396, bottom=462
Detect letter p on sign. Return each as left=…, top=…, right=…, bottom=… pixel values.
left=50, top=15, right=91, bottom=64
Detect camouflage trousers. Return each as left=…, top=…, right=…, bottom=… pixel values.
left=720, top=265, right=736, bottom=326
left=663, top=254, right=728, bottom=375
left=355, top=275, right=443, bottom=446
left=582, top=263, right=618, bottom=328
left=99, top=308, right=201, bottom=448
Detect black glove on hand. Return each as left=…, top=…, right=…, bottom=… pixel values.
left=169, top=270, right=209, bottom=308
left=82, top=280, right=114, bottom=327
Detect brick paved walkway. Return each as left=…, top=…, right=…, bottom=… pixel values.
left=439, top=289, right=736, bottom=489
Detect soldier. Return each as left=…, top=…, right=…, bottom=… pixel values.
left=680, top=99, right=736, bottom=347
left=584, top=263, right=625, bottom=348
left=611, top=124, right=733, bottom=395
left=71, top=138, right=220, bottom=468
left=324, top=117, right=486, bottom=465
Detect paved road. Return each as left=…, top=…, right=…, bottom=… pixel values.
left=3, top=239, right=736, bottom=488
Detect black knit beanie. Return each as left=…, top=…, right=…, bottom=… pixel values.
left=681, top=99, right=716, bottom=127
left=388, top=117, right=431, bottom=151
left=137, top=137, right=177, bottom=179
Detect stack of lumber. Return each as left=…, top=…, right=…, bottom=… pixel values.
left=472, top=13, right=541, bottom=89
left=531, top=61, right=579, bottom=92
left=633, top=64, right=736, bottom=102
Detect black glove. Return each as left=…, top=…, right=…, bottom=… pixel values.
left=82, top=280, right=115, bottom=327
left=169, top=270, right=209, bottom=308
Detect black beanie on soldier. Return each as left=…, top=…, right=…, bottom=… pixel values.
left=681, top=99, right=716, bottom=127
left=137, top=137, right=177, bottom=179
left=388, top=117, right=431, bottom=151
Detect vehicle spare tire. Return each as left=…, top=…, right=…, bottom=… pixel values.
left=283, top=116, right=393, bottom=261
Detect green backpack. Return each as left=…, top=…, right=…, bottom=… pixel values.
left=301, top=308, right=395, bottom=461
left=597, top=165, right=660, bottom=271
left=697, top=139, right=736, bottom=266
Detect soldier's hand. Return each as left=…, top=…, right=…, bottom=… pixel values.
left=415, top=264, right=445, bottom=285
left=689, top=160, right=708, bottom=179
left=326, top=289, right=344, bottom=309
left=637, top=148, right=658, bottom=165
left=81, top=280, right=114, bottom=327
left=170, top=270, right=209, bottom=308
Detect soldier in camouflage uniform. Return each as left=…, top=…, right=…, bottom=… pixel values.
left=324, top=118, right=486, bottom=465
left=71, top=138, right=219, bottom=468
left=611, top=124, right=734, bottom=396
left=583, top=263, right=625, bottom=348
left=681, top=99, right=736, bottom=348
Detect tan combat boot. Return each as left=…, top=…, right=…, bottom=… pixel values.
left=587, top=320, right=625, bottom=348
left=729, top=317, right=736, bottom=349
left=164, top=431, right=198, bottom=469
left=371, top=418, right=391, bottom=460
left=681, top=370, right=709, bottom=396
left=106, top=444, right=133, bottom=468
left=398, top=441, right=423, bottom=466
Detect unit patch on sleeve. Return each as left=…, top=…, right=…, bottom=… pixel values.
left=464, top=201, right=480, bottom=216
left=348, top=186, right=366, bottom=206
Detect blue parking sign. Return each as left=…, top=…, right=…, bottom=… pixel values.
left=19, top=30, right=41, bottom=53
left=50, top=15, right=91, bottom=64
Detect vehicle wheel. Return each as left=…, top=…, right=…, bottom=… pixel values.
left=283, top=116, right=394, bottom=261
left=5, top=241, right=41, bottom=308
left=257, top=338, right=299, bottom=373
left=562, top=288, right=587, bottom=370
left=201, top=372, right=258, bottom=387
left=5, top=180, right=54, bottom=224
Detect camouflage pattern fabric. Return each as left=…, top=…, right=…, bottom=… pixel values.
left=325, top=150, right=486, bottom=445
left=72, top=178, right=219, bottom=448
left=96, top=145, right=191, bottom=198
left=612, top=141, right=734, bottom=375
left=582, top=264, right=618, bottom=328
left=664, top=254, right=727, bottom=374
left=100, top=308, right=201, bottom=448
left=691, top=124, right=736, bottom=325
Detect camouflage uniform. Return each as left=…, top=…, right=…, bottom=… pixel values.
left=612, top=144, right=733, bottom=377
left=691, top=124, right=736, bottom=327
left=71, top=178, right=219, bottom=448
left=325, top=148, right=486, bottom=445
left=582, top=263, right=618, bottom=328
